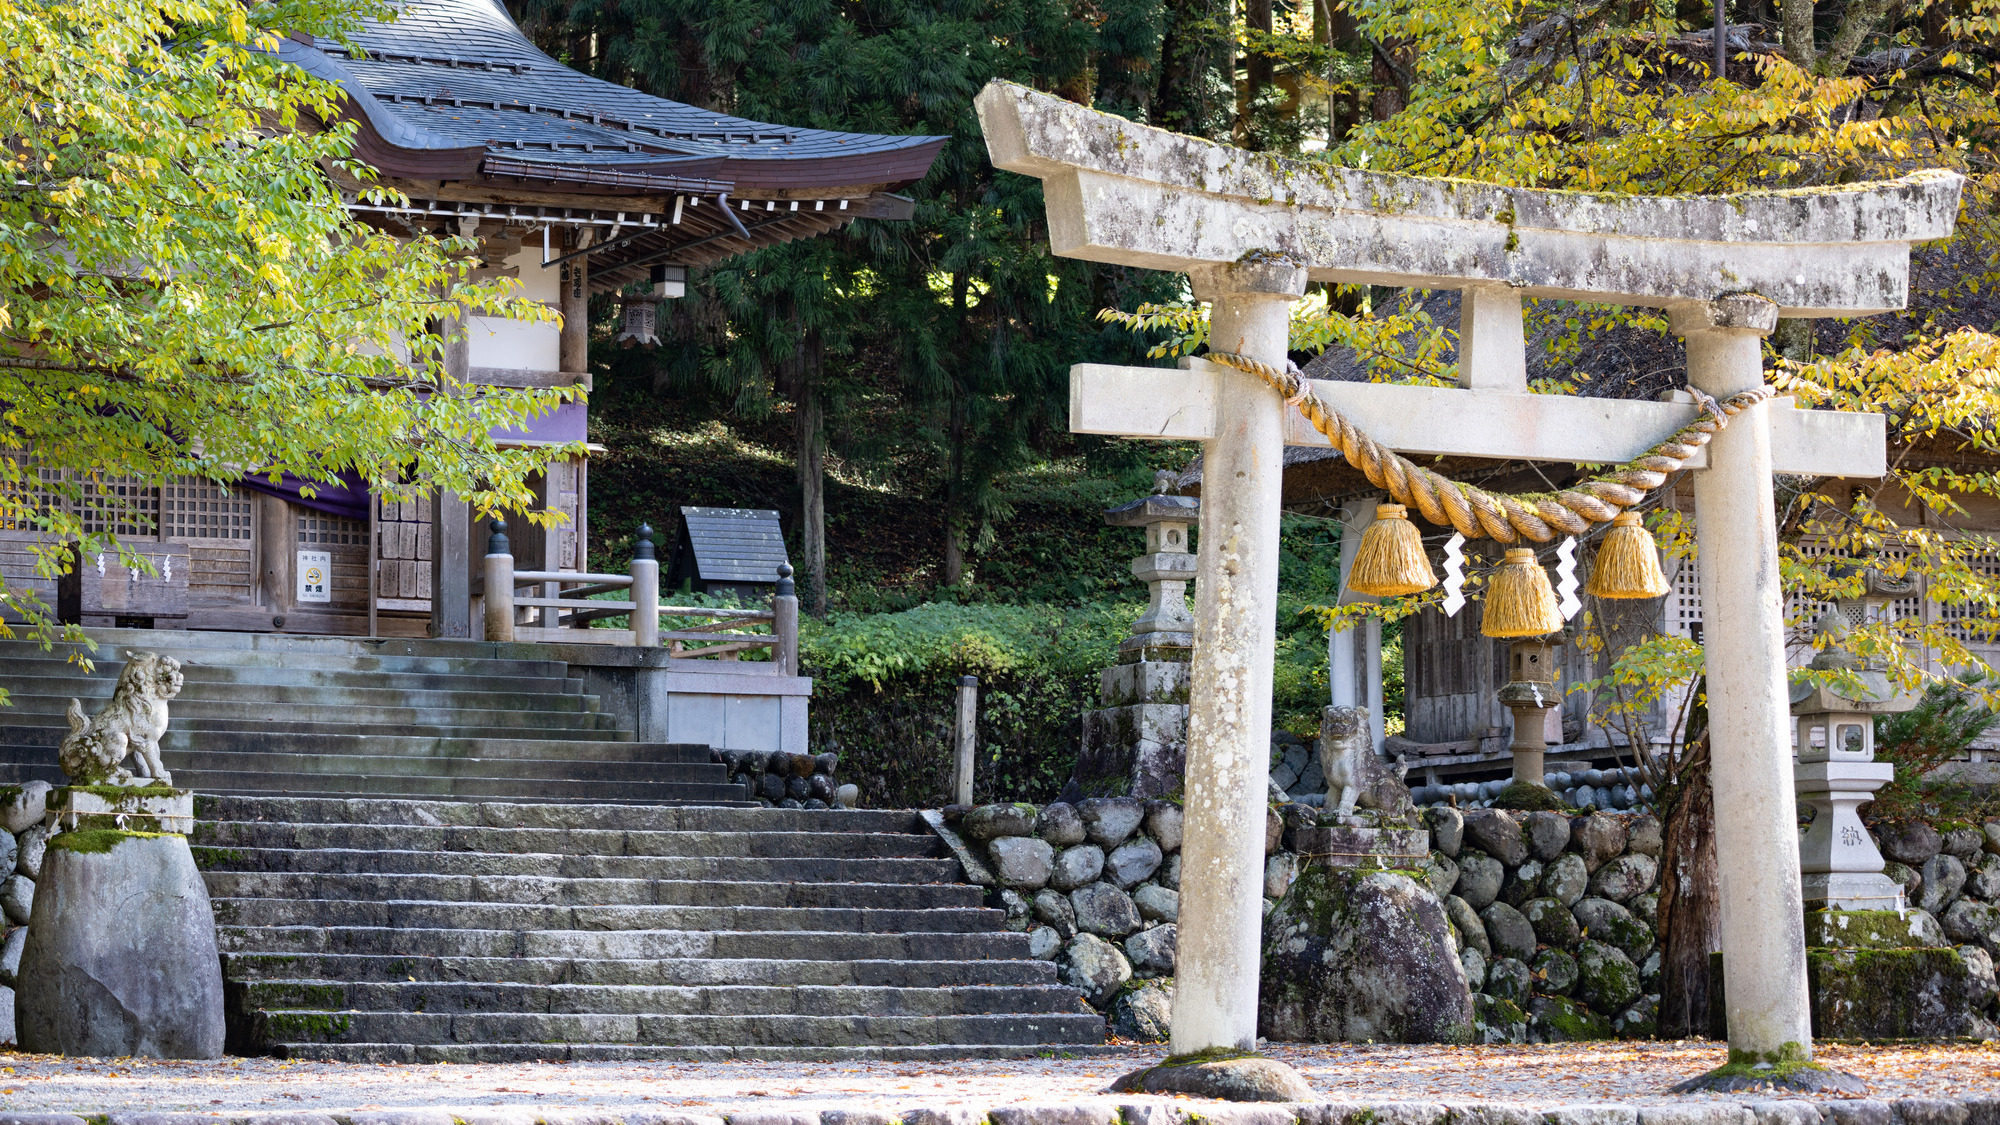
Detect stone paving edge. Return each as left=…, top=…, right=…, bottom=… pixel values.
left=5, top=1098, right=1999, bottom=1125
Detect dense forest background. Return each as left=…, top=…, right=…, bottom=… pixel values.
left=503, top=0, right=1998, bottom=807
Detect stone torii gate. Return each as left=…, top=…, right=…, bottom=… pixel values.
left=974, top=80, right=1962, bottom=1075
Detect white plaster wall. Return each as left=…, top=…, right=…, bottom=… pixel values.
left=467, top=245, right=561, bottom=372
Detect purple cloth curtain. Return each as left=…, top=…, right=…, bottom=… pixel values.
left=236, top=470, right=372, bottom=522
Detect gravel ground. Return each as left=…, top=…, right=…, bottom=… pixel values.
left=0, top=1043, right=1997, bottom=1114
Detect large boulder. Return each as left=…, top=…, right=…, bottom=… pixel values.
left=1943, top=828, right=1985, bottom=861
left=1032, top=888, right=1077, bottom=938
left=1259, top=865, right=1473, bottom=1044
left=1625, top=815, right=1663, bottom=857
left=1574, top=938, right=1642, bottom=1014
left=1530, top=995, right=1613, bottom=1041
left=1427, top=806, right=1465, bottom=859
left=1882, top=821, right=1944, bottom=867
left=0, top=783, right=50, bottom=836
left=1463, top=809, right=1528, bottom=867
left=963, top=803, right=1037, bottom=841
left=1071, top=881, right=1142, bottom=937
left=1078, top=798, right=1145, bottom=848
left=1920, top=854, right=1968, bottom=915
left=1142, top=801, right=1183, bottom=852
left=988, top=836, right=1055, bottom=890
left=0, top=875, right=31, bottom=927
left=1523, top=812, right=1571, bottom=861
left=1572, top=896, right=1654, bottom=963
left=1498, top=859, right=1544, bottom=909
left=1969, top=855, right=2000, bottom=901
left=1035, top=803, right=1086, bottom=846
left=1061, top=933, right=1131, bottom=1006
left=1480, top=901, right=1538, bottom=962
left=0, top=924, right=24, bottom=986
left=1542, top=853, right=1589, bottom=906
left=1125, top=923, right=1177, bottom=975
left=16, top=825, right=46, bottom=880
left=1523, top=897, right=1580, bottom=949
left=1107, top=837, right=1164, bottom=888
left=1049, top=844, right=1106, bottom=891
left=17, top=830, right=225, bottom=1058
left=1446, top=895, right=1490, bottom=958
left=1485, top=956, right=1532, bottom=1004
left=1533, top=948, right=1579, bottom=995
left=1422, top=852, right=1460, bottom=901
left=1112, top=978, right=1173, bottom=1040
left=1133, top=883, right=1179, bottom=923
left=1586, top=854, right=1657, bottom=903
left=1569, top=813, right=1628, bottom=871
left=1453, top=852, right=1505, bottom=911
left=1940, top=898, right=2000, bottom=946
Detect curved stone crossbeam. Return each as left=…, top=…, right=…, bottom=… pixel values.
left=975, top=80, right=1962, bottom=316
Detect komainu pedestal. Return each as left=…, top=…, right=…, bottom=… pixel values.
left=16, top=787, right=225, bottom=1059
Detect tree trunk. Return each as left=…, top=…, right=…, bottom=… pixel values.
left=1657, top=730, right=1721, bottom=1038
left=794, top=330, right=828, bottom=617
left=1781, top=0, right=1815, bottom=68
left=1239, top=0, right=1274, bottom=144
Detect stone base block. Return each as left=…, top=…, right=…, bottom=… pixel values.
left=18, top=829, right=225, bottom=1058
left=1067, top=697, right=1187, bottom=802
left=1287, top=825, right=1430, bottom=869
left=45, top=784, right=194, bottom=834
left=1713, top=946, right=1983, bottom=1040
left=1801, top=872, right=1905, bottom=913
left=1804, top=908, right=1946, bottom=950
left=1099, top=661, right=1190, bottom=708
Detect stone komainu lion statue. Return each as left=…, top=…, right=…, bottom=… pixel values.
left=59, top=652, right=183, bottom=785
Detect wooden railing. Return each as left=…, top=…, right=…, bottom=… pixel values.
left=478, top=520, right=798, bottom=673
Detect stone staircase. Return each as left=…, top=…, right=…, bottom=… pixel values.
left=0, top=630, right=746, bottom=803
left=193, top=794, right=1104, bottom=1060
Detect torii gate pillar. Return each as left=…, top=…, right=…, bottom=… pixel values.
left=1675, top=296, right=1814, bottom=1056
left=1174, top=259, right=1307, bottom=1054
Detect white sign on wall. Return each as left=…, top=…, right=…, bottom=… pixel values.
left=296, top=551, right=332, bottom=603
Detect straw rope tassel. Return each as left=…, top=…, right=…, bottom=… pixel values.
left=1484, top=548, right=1564, bottom=638
left=1202, top=350, right=1773, bottom=544
left=1586, top=510, right=1672, bottom=599
left=1348, top=504, right=1437, bottom=597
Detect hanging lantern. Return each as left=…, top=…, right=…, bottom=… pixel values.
left=1347, top=503, right=1437, bottom=597
left=1585, top=511, right=1671, bottom=599
left=1483, top=547, right=1563, bottom=638
left=616, top=301, right=659, bottom=347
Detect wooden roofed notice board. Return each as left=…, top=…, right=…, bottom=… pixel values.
left=669, top=507, right=790, bottom=600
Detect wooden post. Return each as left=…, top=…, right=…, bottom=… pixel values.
left=367, top=494, right=379, bottom=639
left=953, top=675, right=979, bottom=806
left=483, top=518, right=514, bottom=643
left=631, top=522, right=659, bottom=647
left=773, top=564, right=800, bottom=676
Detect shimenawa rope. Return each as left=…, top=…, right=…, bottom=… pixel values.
left=1202, top=350, right=1776, bottom=544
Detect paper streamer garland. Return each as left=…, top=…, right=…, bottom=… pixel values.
left=1555, top=536, right=1582, bottom=621
left=1442, top=533, right=1467, bottom=618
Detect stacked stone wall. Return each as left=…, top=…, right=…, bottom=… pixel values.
left=0, top=781, right=51, bottom=1044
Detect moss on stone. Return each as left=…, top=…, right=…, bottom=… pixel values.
left=48, top=828, right=175, bottom=854
left=1700, top=1042, right=1829, bottom=1081
left=1804, top=909, right=1934, bottom=950
left=1494, top=781, right=1567, bottom=811
left=1157, top=1045, right=1262, bottom=1068
left=65, top=783, right=180, bottom=801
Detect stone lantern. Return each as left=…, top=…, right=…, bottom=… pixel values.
left=1497, top=635, right=1562, bottom=788
left=1066, top=471, right=1200, bottom=799
left=1792, top=562, right=1919, bottom=912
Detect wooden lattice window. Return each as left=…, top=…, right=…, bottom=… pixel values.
left=74, top=476, right=159, bottom=538
left=297, top=514, right=367, bottom=545
left=163, top=478, right=253, bottom=540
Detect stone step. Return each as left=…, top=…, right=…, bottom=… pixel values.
left=235, top=980, right=1083, bottom=1017
left=2, top=677, right=602, bottom=714
left=274, top=1041, right=1116, bottom=1063
left=192, top=822, right=940, bottom=858
left=2, top=664, right=590, bottom=697
left=218, top=953, right=1059, bottom=988
left=196, top=795, right=918, bottom=832
left=154, top=747, right=727, bottom=783
left=192, top=846, right=958, bottom=884
left=209, top=897, right=1005, bottom=933
left=0, top=696, right=624, bottom=734
left=174, top=773, right=751, bottom=804
left=202, top=872, right=984, bottom=909
left=270, top=1040, right=1128, bottom=1056
left=217, top=926, right=1036, bottom=961
left=246, top=1009, right=1105, bottom=1049
left=0, top=636, right=577, bottom=678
